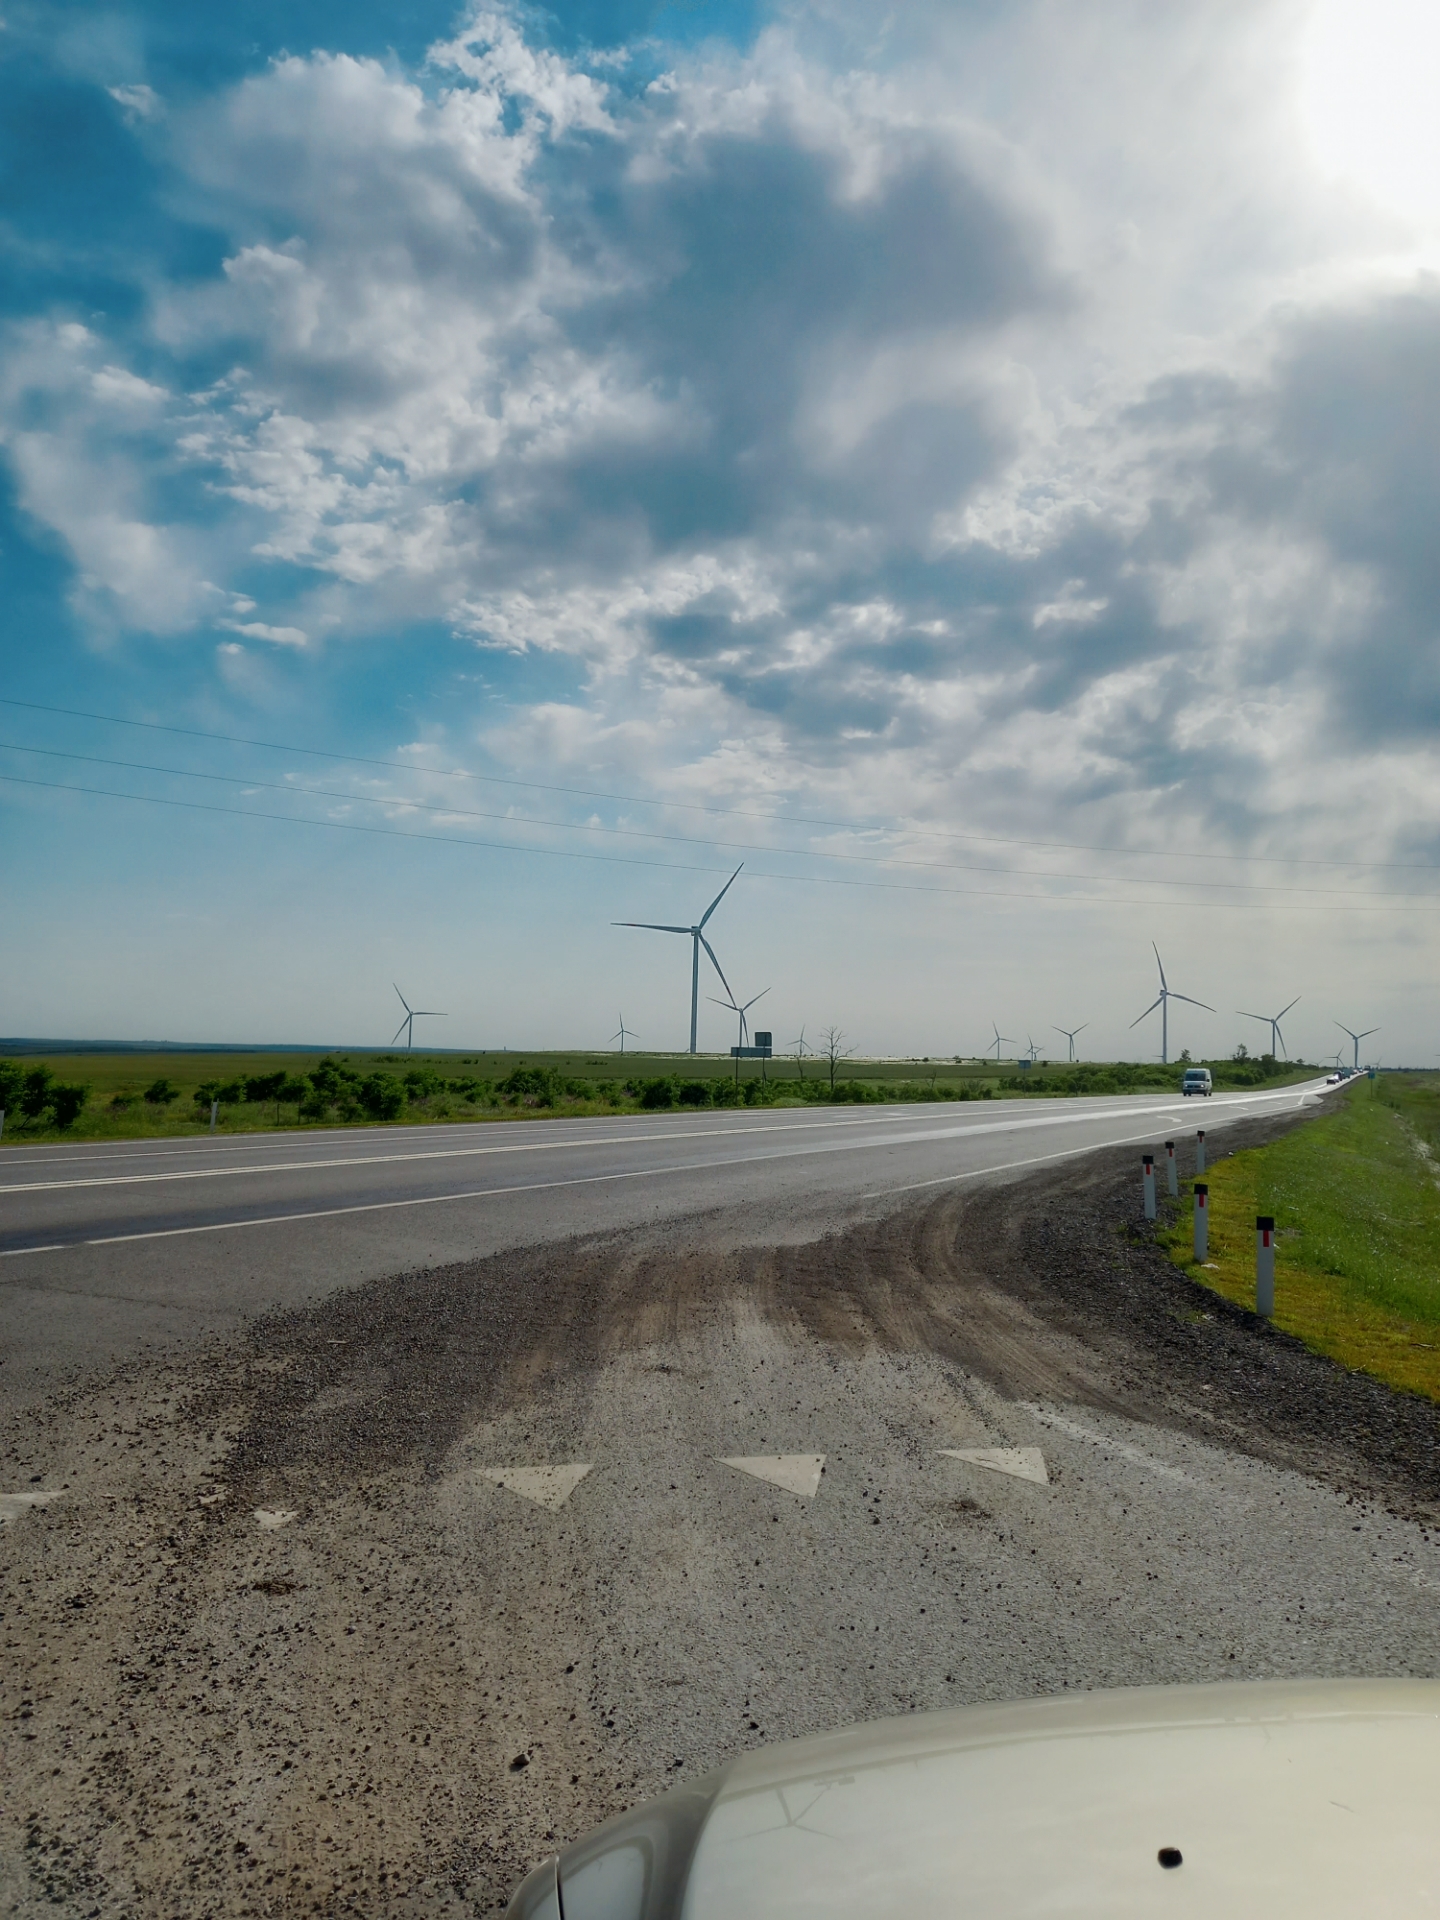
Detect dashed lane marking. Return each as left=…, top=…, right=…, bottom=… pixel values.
left=720, top=1454, right=826, bottom=1498
left=479, top=1465, right=594, bottom=1510
left=1, top=1489, right=65, bottom=1522
left=939, top=1447, right=1050, bottom=1485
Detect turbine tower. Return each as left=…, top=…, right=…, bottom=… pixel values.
left=392, top=984, right=446, bottom=1051
left=1130, top=943, right=1212, bottom=1065
left=611, top=1015, right=637, bottom=1054
left=614, top=865, right=741, bottom=1054
left=1335, top=1020, right=1379, bottom=1071
left=988, top=1020, right=1017, bottom=1063
left=1053, top=1022, right=1088, bottom=1062
left=1237, top=995, right=1300, bottom=1059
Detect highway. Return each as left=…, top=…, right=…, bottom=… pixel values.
left=1, top=1081, right=1327, bottom=1395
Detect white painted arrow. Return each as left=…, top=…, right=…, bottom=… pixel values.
left=480, top=1465, right=593, bottom=1511
left=938, top=1447, right=1049, bottom=1485
left=719, top=1454, right=826, bottom=1498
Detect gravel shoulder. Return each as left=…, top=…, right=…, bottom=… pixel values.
left=4, top=1106, right=1437, bottom=1919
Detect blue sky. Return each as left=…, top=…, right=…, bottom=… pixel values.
left=3, top=0, right=1440, bottom=1061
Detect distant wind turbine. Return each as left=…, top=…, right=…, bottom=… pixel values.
left=1130, top=943, right=1213, bottom=1065
left=1025, top=1034, right=1041, bottom=1063
left=988, top=1020, right=1017, bottom=1063
left=1335, top=1019, right=1379, bottom=1071
left=613, top=865, right=742, bottom=1054
left=1053, top=1022, right=1088, bottom=1062
left=611, top=1015, right=637, bottom=1054
left=392, top=984, right=446, bottom=1051
left=1238, top=995, right=1300, bottom=1059
left=708, top=986, right=770, bottom=1050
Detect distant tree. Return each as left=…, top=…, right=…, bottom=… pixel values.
left=49, top=1084, right=87, bottom=1129
left=677, top=1080, right=711, bottom=1107
left=143, top=1078, right=181, bottom=1106
left=0, top=1059, right=25, bottom=1114
left=278, top=1075, right=309, bottom=1115
left=818, top=1026, right=855, bottom=1093
left=359, top=1073, right=406, bottom=1121
left=21, top=1066, right=55, bottom=1118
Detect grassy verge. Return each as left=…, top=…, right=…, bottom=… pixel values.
left=1160, top=1076, right=1440, bottom=1401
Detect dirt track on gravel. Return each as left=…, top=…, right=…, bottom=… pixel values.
left=4, top=1108, right=1438, bottom=1918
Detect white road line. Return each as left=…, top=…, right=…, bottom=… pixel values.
left=0, top=1087, right=1320, bottom=1260
left=0, top=1087, right=1318, bottom=1198
left=859, top=1090, right=1316, bottom=1198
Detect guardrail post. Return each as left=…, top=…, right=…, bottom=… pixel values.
left=1256, top=1215, right=1275, bottom=1317
left=1142, top=1154, right=1156, bottom=1220
left=210, top=1100, right=218, bottom=1133
left=1165, top=1140, right=1178, bottom=1197
left=1193, top=1183, right=1208, bottom=1260
left=1195, top=1129, right=1205, bottom=1175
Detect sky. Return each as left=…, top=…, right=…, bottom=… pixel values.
left=2, top=0, right=1439, bottom=1063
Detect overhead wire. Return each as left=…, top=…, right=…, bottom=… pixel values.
left=4, top=768, right=1439, bottom=912
left=2, top=695, right=1428, bottom=875
left=0, top=738, right=1426, bottom=902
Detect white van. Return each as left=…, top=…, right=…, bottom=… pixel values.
left=1181, top=1067, right=1212, bottom=1097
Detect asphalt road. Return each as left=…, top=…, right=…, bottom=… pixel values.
left=1, top=1083, right=1326, bottom=1396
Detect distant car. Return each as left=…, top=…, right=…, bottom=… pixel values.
left=506, top=1681, right=1440, bottom=1920
left=1181, top=1067, right=1212, bottom=1096
left=1326, top=1073, right=1341, bottom=1085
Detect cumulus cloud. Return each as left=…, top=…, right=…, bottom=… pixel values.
left=7, top=0, right=1440, bottom=877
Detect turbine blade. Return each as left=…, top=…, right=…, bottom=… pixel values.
left=392, top=1021, right=408, bottom=1045
left=742, top=988, right=771, bottom=1012
left=1237, top=1010, right=1267, bottom=1022
left=1169, top=994, right=1214, bottom=1011
left=1278, top=997, right=1301, bottom=1018
left=1130, top=997, right=1163, bottom=1027
left=698, top=932, right=734, bottom=1003
left=1075, top=1024, right=1088, bottom=1035
left=698, top=863, right=744, bottom=930
left=613, top=921, right=691, bottom=934
left=1359, top=1026, right=1379, bottom=1039
left=1152, top=942, right=1168, bottom=990
left=707, top=994, right=738, bottom=1011
left=394, top=983, right=411, bottom=1013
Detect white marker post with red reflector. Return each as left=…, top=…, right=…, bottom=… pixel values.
left=1165, top=1140, right=1178, bottom=1197
left=1194, top=1183, right=1208, bottom=1261
left=1142, top=1154, right=1156, bottom=1220
left=1195, top=1130, right=1206, bottom=1175
left=1256, top=1215, right=1276, bottom=1317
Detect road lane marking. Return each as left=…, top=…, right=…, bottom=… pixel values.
left=1, top=1490, right=65, bottom=1521
left=720, top=1455, right=825, bottom=1497
left=939, top=1447, right=1049, bottom=1485
left=253, top=1508, right=298, bottom=1530
left=479, top=1465, right=593, bottom=1510
left=0, top=1087, right=1324, bottom=1260
left=1027, top=1409, right=1210, bottom=1488
left=0, top=1086, right=1320, bottom=1197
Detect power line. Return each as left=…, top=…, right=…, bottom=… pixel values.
left=2, top=694, right=1425, bottom=875
left=0, top=739, right=1425, bottom=901
left=4, top=768, right=1438, bottom=912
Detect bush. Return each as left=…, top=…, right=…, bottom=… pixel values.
left=638, top=1078, right=675, bottom=1109
left=500, top=1066, right=562, bottom=1106
left=0, top=1059, right=25, bottom=1114
left=49, top=1084, right=87, bottom=1129
left=144, top=1078, right=181, bottom=1106
left=21, top=1066, right=54, bottom=1118
left=243, top=1071, right=288, bottom=1105
left=359, top=1073, right=406, bottom=1121
left=677, top=1080, right=711, bottom=1107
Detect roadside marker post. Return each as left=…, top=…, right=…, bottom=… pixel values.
left=1193, top=1183, right=1208, bottom=1261
left=0, top=1107, right=4, bottom=1144
left=209, top=1100, right=219, bottom=1133
left=1165, top=1140, right=1178, bottom=1197
left=1256, top=1215, right=1275, bottom=1318
left=1195, top=1130, right=1206, bottom=1175
left=1142, top=1154, right=1157, bottom=1220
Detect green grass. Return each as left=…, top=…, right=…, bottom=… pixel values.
left=0, top=1042, right=1316, bottom=1147
left=1161, top=1075, right=1440, bottom=1400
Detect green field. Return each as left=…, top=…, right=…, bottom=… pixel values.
left=0, top=1044, right=1316, bottom=1145
left=1161, top=1074, right=1440, bottom=1401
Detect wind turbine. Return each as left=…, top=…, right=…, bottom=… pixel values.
left=1130, top=943, right=1213, bottom=1065
left=988, top=1020, right=1017, bottom=1063
left=1025, top=1034, right=1041, bottom=1063
left=611, top=1015, right=637, bottom=1054
left=391, top=984, right=446, bottom=1051
left=614, top=865, right=742, bottom=1054
left=1335, top=1020, right=1379, bottom=1070
left=1053, top=1022, right=1088, bottom=1062
left=790, top=1026, right=810, bottom=1079
left=708, top=986, right=770, bottom=1049
left=1237, top=995, right=1300, bottom=1058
